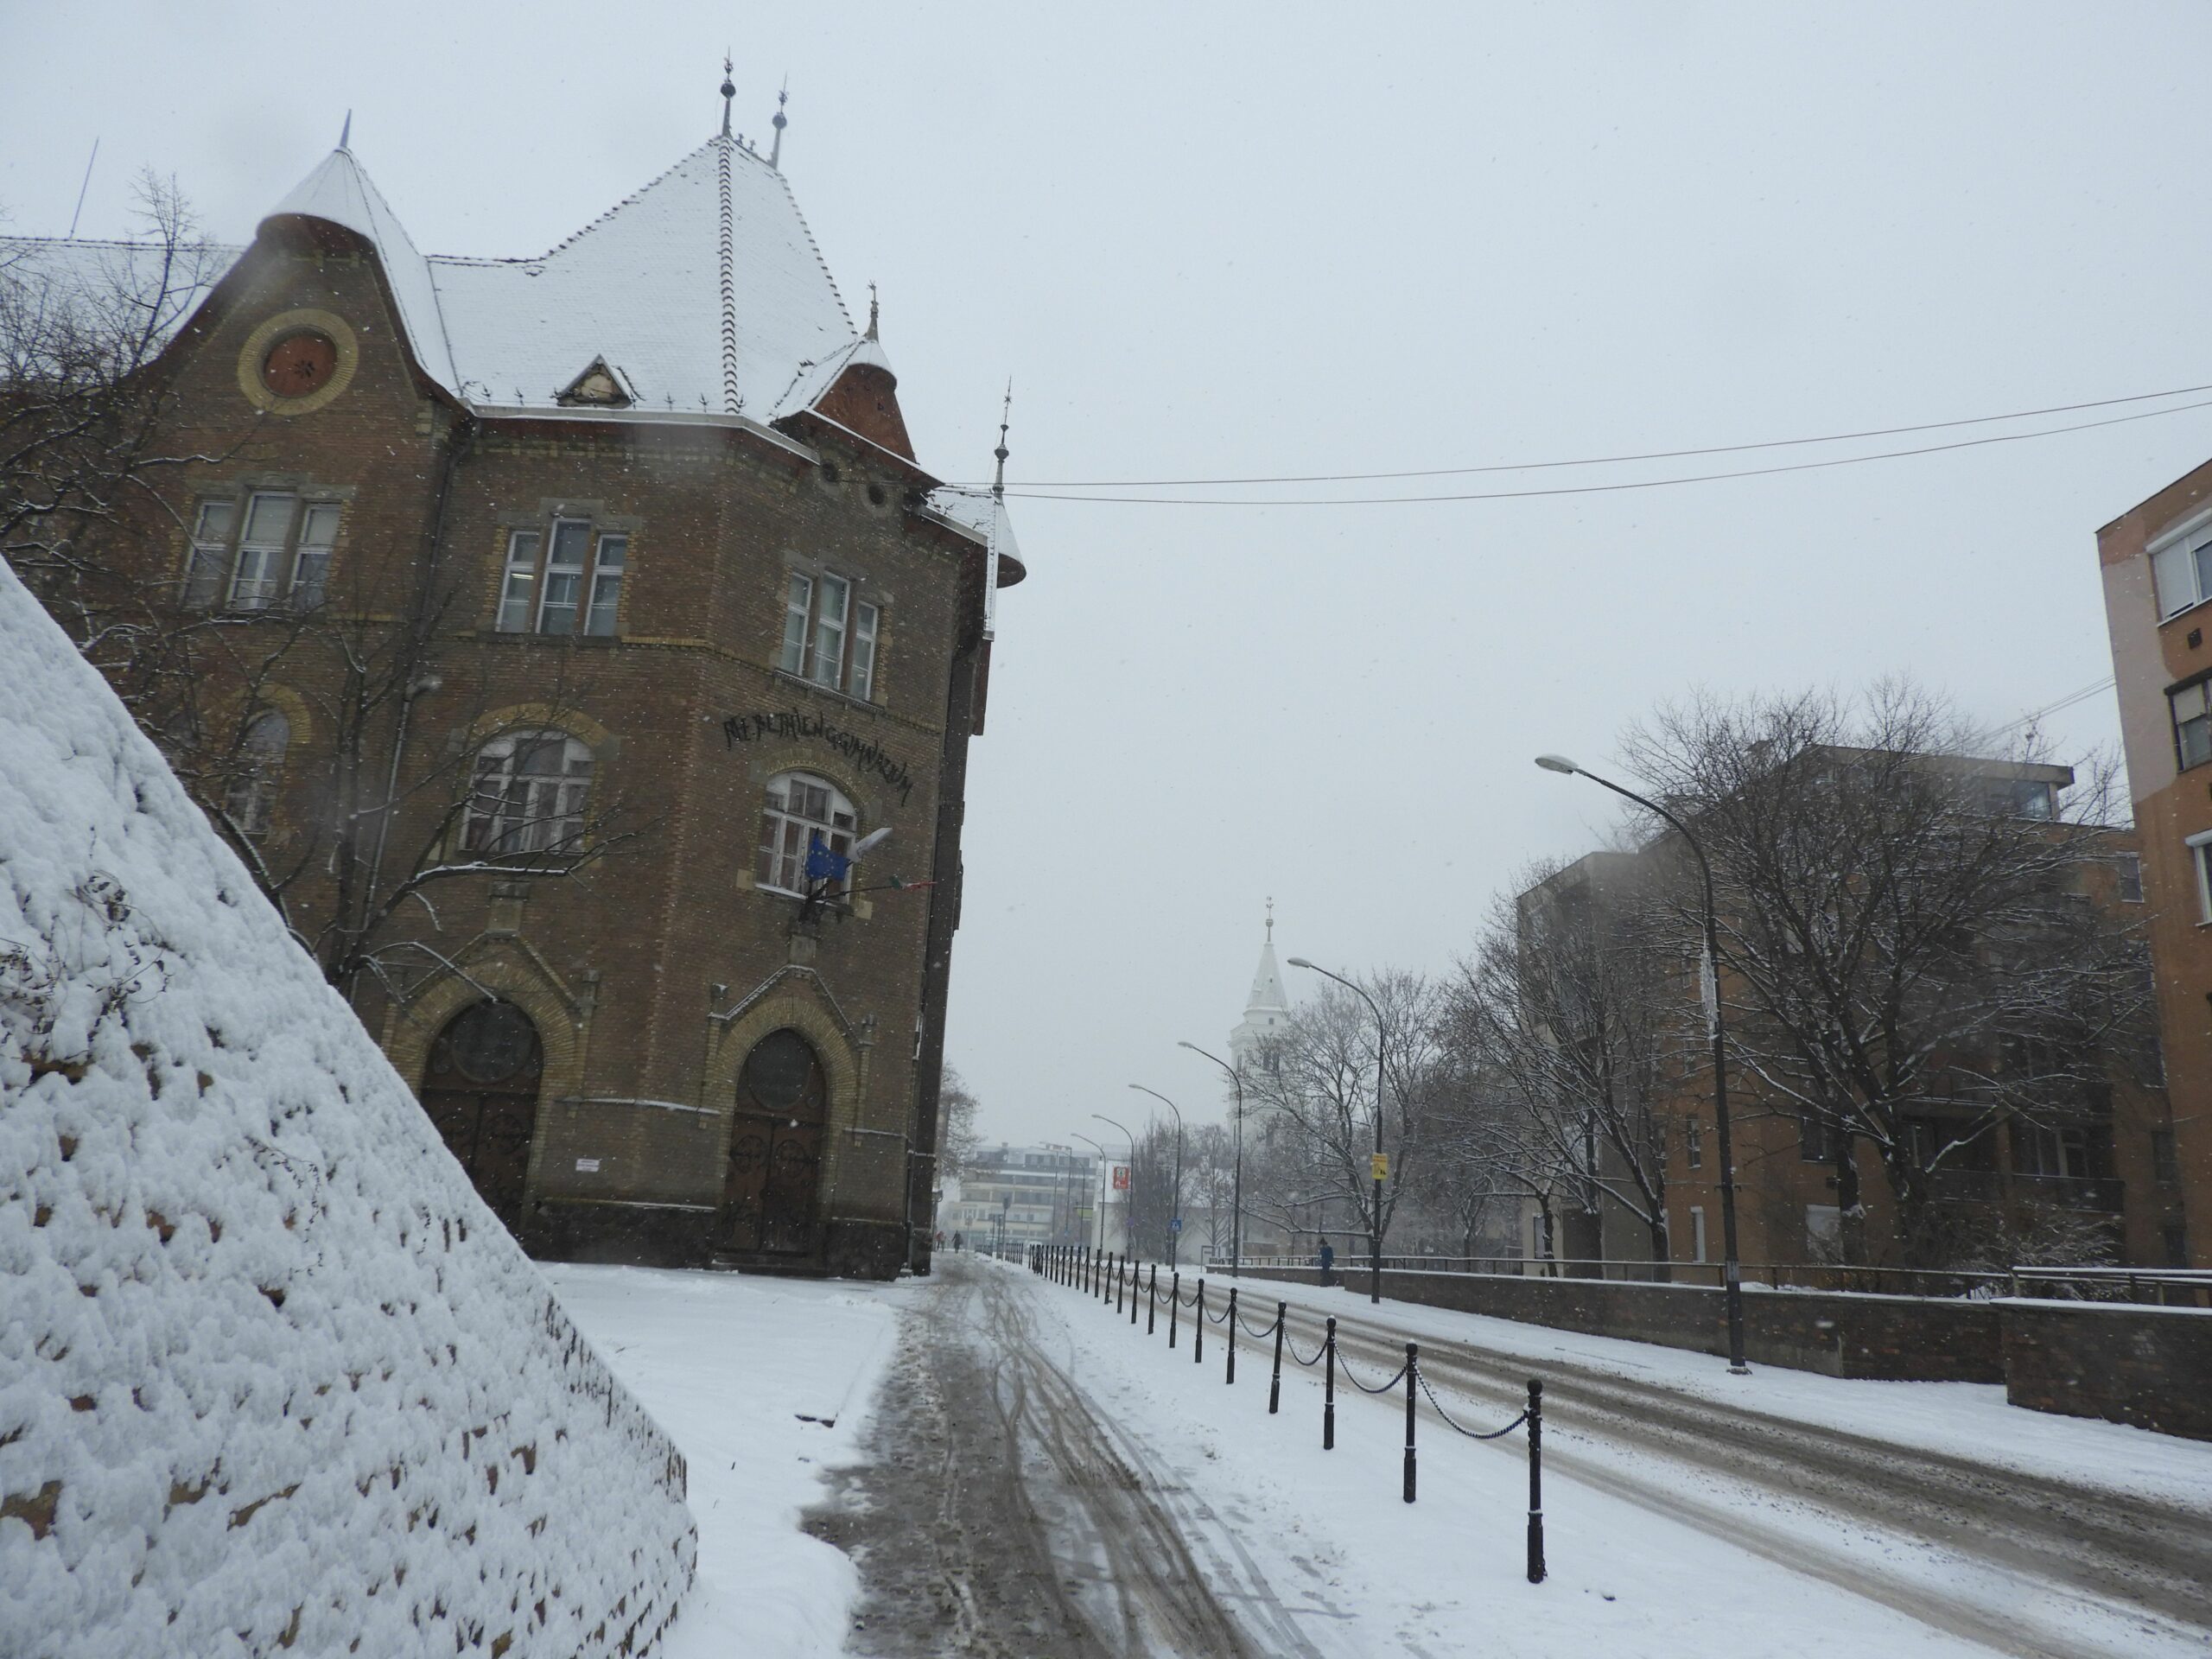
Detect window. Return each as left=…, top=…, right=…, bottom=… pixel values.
left=1980, top=778, right=2056, bottom=819
left=182, top=491, right=342, bottom=612
left=2190, top=830, right=2212, bottom=924
left=2152, top=1128, right=2180, bottom=1186
left=494, top=518, right=628, bottom=637
left=1689, top=1205, right=1707, bottom=1264
left=2116, top=854, right=2145, bottom=904
left=1805, top=1203, right=1842, bottom=1257
left=775, top=569, right=880, bottom=700
left=2151, top=515, right=2212, bottom=621
left=1684, top=1116, right=1704, bottom=1170
left=463, top=731, right=594, bottom=855
left=225, top=709, right=289, bottom=836
left=756, top=771, right=857, bottom=895
left=1798, top=1109, right=1840, bottom=1164
left=2172, top=682, right=2212, bottom=772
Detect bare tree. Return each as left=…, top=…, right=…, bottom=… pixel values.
left=1244, top=968, right=1443, bottom=1283
left=936, top=1064, right=982, bottom=1184
left=1440, top=861, right=1682, bottom=1268
left=1620, top=682, right=2152, bottom=1267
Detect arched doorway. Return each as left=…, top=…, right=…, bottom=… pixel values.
left=419, top=1000, right=543, bottom=1230
left=723, top=1028, right=827, bottom=1255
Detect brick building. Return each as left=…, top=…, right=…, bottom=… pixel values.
left=1515, top=763, right=2177, bottom=1278
left=9, top=110, right=1023, bottom=1278
left=2097, top=454, right=2212, bottom=1268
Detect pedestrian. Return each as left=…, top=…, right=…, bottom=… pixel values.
left=952, top=1230, right=964, bottom=1253
left=933, top=1230, right=944, bottom=1249
left=1319, top=1237, right=1336, bottom=1287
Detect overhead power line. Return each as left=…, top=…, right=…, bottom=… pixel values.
left=1000, top=395, right=2212, bottom=508
left=969, top=378, right=2212, bottom=492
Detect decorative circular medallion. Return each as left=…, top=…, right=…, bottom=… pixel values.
left=262, top=330, right=339, bottom=396
left=236, top=308, right=359, bottom=416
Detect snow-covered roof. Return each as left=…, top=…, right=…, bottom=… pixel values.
left=0, top=563, right=696, bottom=1654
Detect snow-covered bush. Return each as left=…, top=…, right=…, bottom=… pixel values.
left=0, top=564, right=696, bottom=1657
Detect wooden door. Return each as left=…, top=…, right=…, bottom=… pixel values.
left=723, top=1029, right=828, bottom=1255
left=419, top=1001, right=543, bottom=1230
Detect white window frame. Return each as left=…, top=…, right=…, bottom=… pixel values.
left=493, top=518, right=628, bottom=637
left=2116, top=853, right=2145, bottom=904
left=2189, top=830, right=2212, bottom=925
left=225, top=709, right=290, bottom=836
left=462, top=731, right=594, bottom=855
left=183, top=490, right=344, bottom=613
left=2151, top=508, right=2212, bottom=623
left=756, top=770, right=859, bottom=897
left=1690, top=1205, right=1707, bottom=1264
left=775, top=567, right=882, bottom=702
left=2174, top=680, right=2212, bottom=772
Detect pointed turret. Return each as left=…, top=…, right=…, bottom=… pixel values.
left=1229, top=899, right=1293, bottom=1071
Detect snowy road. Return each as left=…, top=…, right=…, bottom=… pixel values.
left=1268, top=1288, right=2212, bottom=1657
left=811, top=1257, right=1332, bottom=1657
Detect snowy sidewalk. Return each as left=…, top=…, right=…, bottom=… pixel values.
left=546, top=1265, right=907, bottom=1659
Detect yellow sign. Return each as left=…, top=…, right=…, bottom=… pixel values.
left=1370, top=1153, right=1390, bottom=1181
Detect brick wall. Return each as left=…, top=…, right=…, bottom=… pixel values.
left=1999, top=1300, right=2212, bottom=1440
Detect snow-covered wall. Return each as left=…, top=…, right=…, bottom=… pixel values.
left=0, top=565, right=696, bottom=1657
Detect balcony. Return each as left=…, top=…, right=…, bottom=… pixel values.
left=1929, top=1166, right=2003, bottom=1203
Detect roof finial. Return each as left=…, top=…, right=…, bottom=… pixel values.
left=865, top=281, right=879, bottom=340
left=991, top=379, right=1013, bottom=499
left=720, top=54, right=735, bottom=138
left=339, top=110, right=353, bottom=150
left=770, top=77, right=788, bottom=169
left=1266, top=896, right=1274, bottom=944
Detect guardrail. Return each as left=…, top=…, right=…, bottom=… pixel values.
left=1031, top=1243, right=1548, bottom=1583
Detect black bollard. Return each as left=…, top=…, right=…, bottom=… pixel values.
left=1115, top=1255, right=1125, bottom=1315
left=1169, top=1271, right=1180, bottom=1348
left=1323, top=1317, right=1337, bottom=1450
left=1402, top=1343, right=1419, bottom=1504
left=1147, top=1265, right=1158, bottom=1335
left=1194, top=1280, right=1205, bottom=1363
left=1526, top=1379, right=1546, bottom=1584
left=1131, top=1262, right=1140, bottom=1325
left=1269, top=1302, right=1286, bottom=1414
left=1225, top=1287, right=1238, bottom=1384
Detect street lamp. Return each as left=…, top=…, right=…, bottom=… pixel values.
left=1178, top=1041, right=1244, bottom=1279
left=1092, top=1113, right=1136, bottom=1259
left=1536, top=753, right=1750, bottom=1375
left=1071, top=1133, right=1110, bottom=1255
left=1127, top=1084, right=1184, bottom=1265
left=1286, top=957, right=1389, bottom=1306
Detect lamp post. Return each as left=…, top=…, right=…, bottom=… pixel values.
left=1127, top=1084, right=1185, bottom=1265
left=1091, top=1113, right=1136, bottom=1259
left=1536, top=753, right=1749, bottom=1375
left=1286, top=957, right=1388, bottom=1306
left=1071, top=1133, right=1109, bottom=1255
left=1178, top=1041, right=1244, bottom=1278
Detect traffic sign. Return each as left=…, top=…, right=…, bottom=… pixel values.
left=1170, top=1217, right=1183, bottom=1232
left=1370, top=1152, right=1390, bottom=1181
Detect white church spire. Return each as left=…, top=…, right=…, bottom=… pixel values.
left=1229, top=898, right=1292, bottom=1071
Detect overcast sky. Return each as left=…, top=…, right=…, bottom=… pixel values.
left=8, top=3, right=2211, bottom=1154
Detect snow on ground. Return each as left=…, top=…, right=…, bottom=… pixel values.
left=546, top=1266, right=908, bottom=1659
left=1255, top=1273, right=2212, bottom=1510
left=1011, top=1259, right=2204, bottom=1659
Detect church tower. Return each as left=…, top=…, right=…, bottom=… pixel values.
left=1228, top=899, right=1294, bottom=1071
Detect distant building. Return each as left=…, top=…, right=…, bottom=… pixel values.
left=941, top=1145, right=1109, bottom=1255
left=2096, top=458, right=2212, bottom=1267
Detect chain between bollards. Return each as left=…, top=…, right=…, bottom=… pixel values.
left=1527, top=1377, right=1545, bottom=1584
left=1269, top=1302, right=1285, bottom=1414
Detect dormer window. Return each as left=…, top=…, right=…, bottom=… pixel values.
left=555, top=356, right=634, bottom=409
